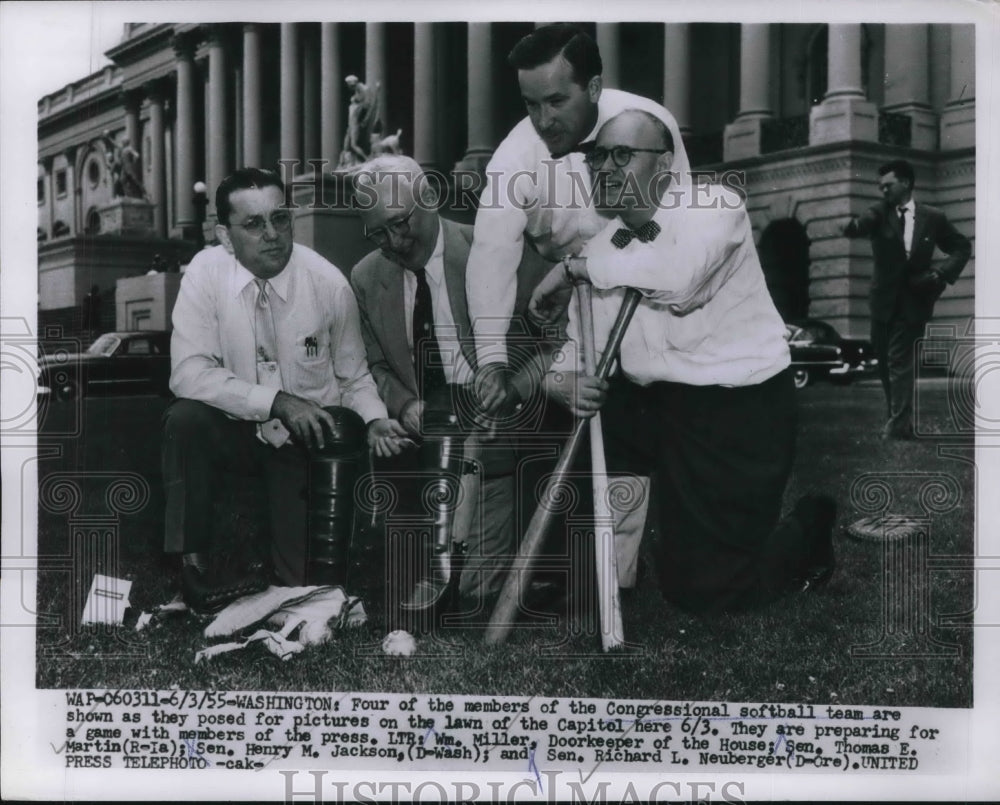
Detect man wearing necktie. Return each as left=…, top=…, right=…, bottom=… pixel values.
left=463, top=24, right=688, bottom=600
left=164, top=168, right=408, bottom=610
left=529, top=109, right=838, bottom=613
left=350, top=156, right=550, bottom=606
left=843, top=159, right=971, bottom=440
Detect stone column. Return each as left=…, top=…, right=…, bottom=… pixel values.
left=810, top=24, right=878, bottom=144
left=145, top=81, right=167, bottom=237
left=320, top=23, right=342, bottom=168
left=596, top=24, right=620, bottom=89
left=882, top=26, right=937, bottom=150
left=122, top=89, right=142, bottom=150
left=242, top=23, right=262, bottom=168
left=206, top=27, right=230, bottom=219
left=454, top=23, right=494, bottom=173
left=723, top=24, right=773, bottom=160
left=365, top=23, right=387, bottom=129
left=663, top=23, right=691, bottom=135
left=62, top=148, right=77, bottom=236
left=940, top=24, right=974, bottom=150
left=413, top=23, right=436, bottom=170
left=302, top=25, right=320, bottom=165
left=280, top=23, right=302, bottom=171
left=173, top=32, right=197, bottom=238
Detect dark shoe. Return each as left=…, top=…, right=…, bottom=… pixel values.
left=794, top=494, right=837, bottom=592
left=181, top=564, right=268, bottom=615
left=401, top=547, right=451, bottom=612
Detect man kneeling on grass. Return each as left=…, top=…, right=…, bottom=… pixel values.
left=162, top=168, right=408, bottom=613
left=529, top=110, right=837, bottom=612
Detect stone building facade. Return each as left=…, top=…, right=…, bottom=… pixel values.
left=37, top=21, right=975, bottom=340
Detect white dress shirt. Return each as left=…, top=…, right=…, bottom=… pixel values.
left=898, top=196, right=915, bottom=257
left=466, top=89, right=690, bottom=367
left=402, top=224, right=475, bottom=386
left=570, top=184, right=790, bottom=387
left=170, top=243, right=388, bottom=423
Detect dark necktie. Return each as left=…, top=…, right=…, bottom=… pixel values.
left=610, top=219, right=662, bottom=249
left=551, top=139, right=596, bottom=160
left=897, top=206, right=907, bottom=230
left=412, top=268, right=447, bottom=401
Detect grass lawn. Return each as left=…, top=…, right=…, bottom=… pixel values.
left=34, top=379, right=973, bottom=708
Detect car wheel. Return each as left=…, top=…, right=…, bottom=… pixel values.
left=792, top=368, right=810, bottom=389
left=55, top=377, right=79, bottom=401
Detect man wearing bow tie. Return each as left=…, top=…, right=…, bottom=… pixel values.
left=842, top=159, right=970, bottom=440
left=530, top=109, right=837, bottom=612
left=466, top=23, right=688, bottom=418
left=465, top=24, right=687, bottom=594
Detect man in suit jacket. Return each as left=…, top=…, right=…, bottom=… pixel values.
left=844, top=159, right=970, bottom=439
left=351, top=155, right=550, bottom=607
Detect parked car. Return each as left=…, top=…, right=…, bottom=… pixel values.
left=37, top=331, right=172, bottom=401
left=784, top=319, right=878, bottom=389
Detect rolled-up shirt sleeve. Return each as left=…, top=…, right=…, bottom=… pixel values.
left=584, top=202, right=747, bottom=315
left=466, top=152, right=537, bottom=368
left=169, top=264, right=278, bottom=421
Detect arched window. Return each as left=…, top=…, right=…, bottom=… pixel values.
left=87, top=159, right=101, bottom=189
left=757, top=218, right=811, bottom=321
left=84, top=207, right=102, bottom=235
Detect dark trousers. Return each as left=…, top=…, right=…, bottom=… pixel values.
left=600, top=369, right=805, bottom=612
left=161, top=399, right=310, bottom=586
left=871, top=316, right=925, bottom=435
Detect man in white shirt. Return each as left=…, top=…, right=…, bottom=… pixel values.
left=466, top=23, right=690, bottom=415
left=466, top=23, right=685, bottom=595
left=350, top=156, right=549, bottom=606
left=164, top=168, right=407, bottom=610
left=530, top=110, right=837, bottom=612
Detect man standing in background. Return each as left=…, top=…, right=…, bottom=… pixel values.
left=843, top=159, right=970, bottom=440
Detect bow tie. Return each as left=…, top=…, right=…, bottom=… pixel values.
left=610, top=219, right=661, bottom=249
left=551, top=140, right=596, bottom=160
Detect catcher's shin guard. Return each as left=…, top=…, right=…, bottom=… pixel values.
left=306, top=406, right=367, bottom=586
left=402, top=409, right=474, bottom=611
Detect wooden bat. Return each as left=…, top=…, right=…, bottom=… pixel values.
left=485, top=286, right=642, bottom=645
left=576, top=282, right=625, bottom=651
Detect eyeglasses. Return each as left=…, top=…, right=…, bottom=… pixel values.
left=234, top=210, right=293, bottom=236
left=364, top=208, right=416, bottom=245
left=584, top=145, right=669, bottom=172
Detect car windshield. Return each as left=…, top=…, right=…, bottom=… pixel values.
left=86, top=334, right=121, bottom=357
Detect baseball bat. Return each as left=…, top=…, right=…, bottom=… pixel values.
left=485, top=286, right=642, bottom=645
left=576, top=283, right=625, bottom=651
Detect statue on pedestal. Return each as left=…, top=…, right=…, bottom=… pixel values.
left=338, top=75, right=380, bottom=168
left=337, top=75, right=405, bottom=169
left=101, top=131, right=146, bottom=200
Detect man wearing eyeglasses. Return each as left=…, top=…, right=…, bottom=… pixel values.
left=465, top=23, right=689, bottom=418
left=350, top=156, right=549, bottom=605
left=529, top=110, right=838, bottom=613
left=463, top=24, right=688, bottom=598
left=164, top=167, right=408, bottom=608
